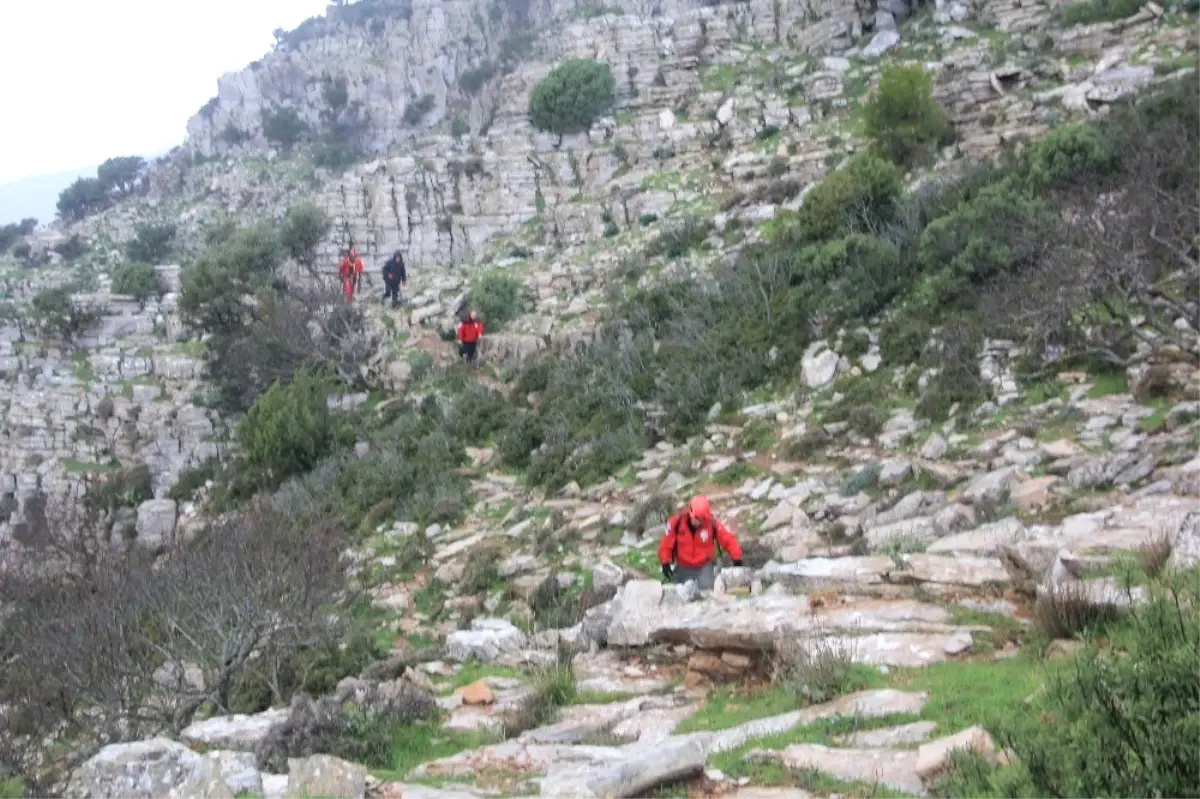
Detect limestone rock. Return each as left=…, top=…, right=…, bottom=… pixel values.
left=66, top=738, right=205, bottom=799
left=181, top=707, right=289, bottom=752
left=445, top=618, right=527, bottom=662
left=285, top=755, right=367, bottom=799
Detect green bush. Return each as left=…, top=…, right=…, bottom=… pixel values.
left=450, top=114, right=470, bottom=138
left=863, top=65, right=953, bottom=168
left=529, top=59, right=616, bottom=136
left=125, top=222, right=176, bottom=263
left=403, top=93, right=436, bottom=126
left=110, top=262, right=161, bottom=301
left=270, top=399, right=470, bottom=535
left=784, top=152, right=903, bottom=245
left=1020, top=122, right=1118, bottom=190
left=934, top=572, right=1200, bottom=798
left=1057, top=0, right=1143, bottom=25
left=470, top=270, right=530, bottom=330
left=84, top=464, right=154, bottom=516
left=262, top=107, right=310, bottom=152
left=29, top=286, right=97, bottom=341
left=279, top=203, right=331, bottom=269
left=458, top=62, right=496, bottom=93
left=236, top=370, right=343, bottom=494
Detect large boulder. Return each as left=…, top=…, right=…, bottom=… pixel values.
left=285, top=755, right=367, bottom=799
left=66, top=739, right=199, bottom=798
left=135, top=499, right=178, bottom=548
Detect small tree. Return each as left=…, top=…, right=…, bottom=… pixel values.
left=236, top=370, right=340, bottom=493
left=125, top=222, right=177, bottom=263
left=110, top=262, right=162, bottom=302
left=96, top=156, right=145, bottom=196
left=863, top=65, right=953, bottom=168
left=529, top=59, right=616, bottom=137
left=279, top=203, right=331, bottom=273
left=262, top=107, right=311, bottom=153
left=56, top=177, right=109, bottom=221
left=29, top=286, right=97, bottom=341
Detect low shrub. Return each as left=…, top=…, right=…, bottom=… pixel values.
left=256, top=682, right=437, bottom=773
left=110, top=262, right=161, bottom=301
left=501, top=650, right=576, bottom=738
left=1032, top=581, right=1124, bottom=640
left=934, top=572, right=1200, bottom=798
left=469, top=270, right=531, bottom=331
left=772, top=635, right=871, bottom=706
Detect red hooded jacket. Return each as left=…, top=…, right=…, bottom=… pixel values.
left=658, top=511, right=743, bottom=569
left=457, top=318, right=484, bottom=344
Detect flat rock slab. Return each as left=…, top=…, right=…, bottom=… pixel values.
left=571, top=650, right=673, bottom=696
left=927, top=517, right=1027, bottom=555
left=181, top=708, right=289, bottom=752
left=518, top=696, right=687, bottom=745
left=755, top=743, right=923, bottom=794
left=694, top=690, right=929, bottom=755
left=376, top=784, right=495, bottom=799
left=607, top=582, right=962, bottom=656
left=761, top=557, right=894, bottom=588
left=836, top=721, right=938, bottom=748
left=898, top=553, right=1010, bottom=588
left=585, top=737, right=707, bottom=798
left=412, top=691, right=928, bottom=790
left=823, top=631, right=974, bottom=667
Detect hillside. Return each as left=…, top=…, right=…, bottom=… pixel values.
left=0, top=0, right=1197, bottom=797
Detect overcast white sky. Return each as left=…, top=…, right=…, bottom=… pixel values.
left=0, top=0, right=331, bottom=184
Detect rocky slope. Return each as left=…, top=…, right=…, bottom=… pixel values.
left=62, top=360, right=1200, bottom=798
left=0, top=0, right=1197, bottom=795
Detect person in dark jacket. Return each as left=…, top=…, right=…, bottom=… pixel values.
left=381, top=250, right=407, bottom=307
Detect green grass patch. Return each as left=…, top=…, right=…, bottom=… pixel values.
left=441, top=663, right=524, bottom=693
left=61, top=458, right=120, bottom=475
left=1085, top=370, right=1129, bottom=398
left=572, top=690, right=638, bottom=705
left=374, top=726, right=498, bottom=781
left=888, top=655, right=1044, bottom=735
left=712, top=461, right=757, bottom=485
left=675, top=686, right=793, bottom=733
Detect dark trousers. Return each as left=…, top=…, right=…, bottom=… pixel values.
left=459, top=340, right=478, bottom=361
left=672, top=562, right=715, bottom=590
left=383, top=281, right=402, bottom=306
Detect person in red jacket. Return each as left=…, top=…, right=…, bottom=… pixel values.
left=659, top=495, right=743, bottom=590
left=338, top=251, right=354, bottom=303
left=457, top=311, right=484, bottom=362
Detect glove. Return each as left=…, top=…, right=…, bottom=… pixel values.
left=732, top=559, right=743, bottom=567
left=661, top=563, right=673, bottom=581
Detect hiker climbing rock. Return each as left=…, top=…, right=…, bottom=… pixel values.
left=457, top=311, right=484, bottom=362
left=659, top=494, right=743, bottom=591
left=338, top=247, right=364, bottom=303
left=381, top=249, right=407, bottom=308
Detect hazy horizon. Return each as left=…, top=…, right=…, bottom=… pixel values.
left=0, top=0, right=330, bottom=219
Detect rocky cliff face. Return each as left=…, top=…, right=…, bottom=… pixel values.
left=0, top=266, right=223, bottom=547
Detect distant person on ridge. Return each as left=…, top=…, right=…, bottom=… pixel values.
left=456, top=311, right=484, bottom=362
left=381, top=249, right=407, bottom=308
left=658, top=494, right=743, bottom=591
